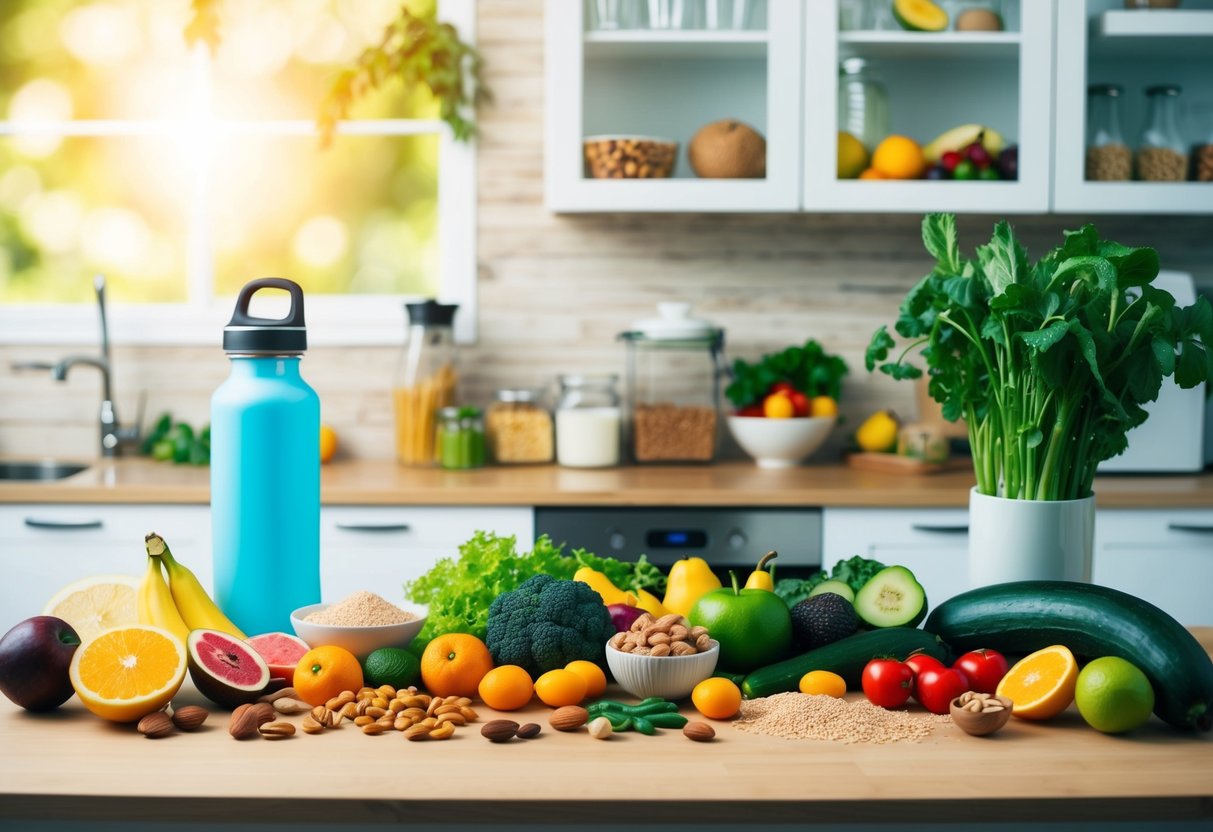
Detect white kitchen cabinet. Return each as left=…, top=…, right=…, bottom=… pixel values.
left=822, top=507, right=970, bottom=608
left=319, top=506, right=533, bottom=604
left=545, top=0, right=804, bottom=211
left=803, top=0, right=1054, bottom=213
left=0, top=504, right=212, bottom=625
left=1053, top=0, right=1213, bottom=214
left=1092, top=509, right=1213, bottom=627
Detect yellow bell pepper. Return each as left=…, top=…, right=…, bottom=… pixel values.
left=633, top=587, right=672, bottom=618
left=743, top=551, right=778, bottom=592
left=661, top=557, right=722, bottom=617
left=573, top=566, right=637, bottom=607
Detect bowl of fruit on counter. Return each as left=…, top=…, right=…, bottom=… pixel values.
left=725, top=340, right=846, bottom=469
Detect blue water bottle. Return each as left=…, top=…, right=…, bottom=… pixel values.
left=211, top=278, right=320, bottom=635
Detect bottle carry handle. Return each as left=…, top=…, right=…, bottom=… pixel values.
left=228, top=278, right=306, bottom=329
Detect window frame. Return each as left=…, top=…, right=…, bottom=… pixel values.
left=0, top=0, right=477, bottom=346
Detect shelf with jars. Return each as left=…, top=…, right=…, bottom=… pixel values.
left=1054, top=0, right=1213, bottom=213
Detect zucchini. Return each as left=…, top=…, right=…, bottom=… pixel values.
left=925, top=581, right=1213, bottom=732
left=741, top=628, right=948, bottom=700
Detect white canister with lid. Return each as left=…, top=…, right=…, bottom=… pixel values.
left=555, top=374, right=622, bottom=468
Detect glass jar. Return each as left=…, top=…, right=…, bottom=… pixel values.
left=393, top=301, right=458, bottom=466
left=838, top=58, right=890, bottom=153
left=1191, top=126, right=1213, bottom=182
left=555, top=375, right=622, bottom=468
left=435, top=407, right=485, bottom=470
left=620, top=303, right=723, bottom=464
left=1086, top=84, right=1131, bottom=182
left=1136, top=85, right=1187, bottom=182
left=486, top=389, right=554, bottom=464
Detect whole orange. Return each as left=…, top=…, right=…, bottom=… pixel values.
left=809, top=396, right=839, bottom=418
left=534, top=669, right=588, bottom=707
left=477, top=664, right=534, bottom=711
left=319, top=425, right=338, bottom=464
left=564, top=660, right=607, bottom=698
left=692, top=677, right=742, bottom=720
left=420, top=633, right=494, bottom=698
left=293, top=645, right=364, bottom=706
left=871, top=135, right=926, bottom=180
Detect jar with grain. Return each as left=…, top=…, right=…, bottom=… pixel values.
left=394, top=301, right=458, bottom=466
left=620, top=303, right=724, bottom=464
left=1136, top=85, right=1187, bottom=182
left=487, top=389, right=554, bottom=464
left=1190, top=131, right=1213, bottom=183
left=1085, top=84, right=1130, bottom=182
left=555, top=375, right=622, bottom=468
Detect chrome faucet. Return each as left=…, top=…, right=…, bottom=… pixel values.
left=11, top=275, right=141, bottom=457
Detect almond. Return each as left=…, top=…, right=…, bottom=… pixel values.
left=481, top=719, right=519, bottom=743
left=683, top=721, right=716, bottom=742
left=272, top=698, right=311, bottom=715
left=229, top=704, right=272, bottom=740
left=259, top=722, right=296, bottom=739
left=257, top=687, right=299, bottom=704
left=137, top=711, right=175, bottom=739
left=170, top=705, right=209, bottom=732
left=516, top=723, right=541, bottom=739
left=549, top=705, right=589, bottom=732
left=300, top=715, right=324, bottom=735
left=428, top=721, right=455, bottom=740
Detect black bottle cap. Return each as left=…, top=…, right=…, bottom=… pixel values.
left=223, top=277, right=307, bottom=355
left=405, top=300, right=458, bottom=327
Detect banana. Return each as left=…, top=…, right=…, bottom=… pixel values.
left=137, top=553, right=190, bottom=644
left=923, top=124, right=1005, bottom=163
left=145, top=532, right=246, bottom=639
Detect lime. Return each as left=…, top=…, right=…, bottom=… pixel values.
left=1074, top=656, right=1155, bottom=734
left=363, top=647, right=420, bottom=690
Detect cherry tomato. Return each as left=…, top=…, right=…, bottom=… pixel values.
left=861, top=658, right=914, bottom=709
left=903, top=651, right=946, bottom=701
left=788, top=390, right=810, bottom=417
left=953, top=649, right=1009, bottom=694
left=736, top=405, right=764, bottom=417
left=916, top=667, right=970, bottom=715
left=768, top=381, right=795, bottom=396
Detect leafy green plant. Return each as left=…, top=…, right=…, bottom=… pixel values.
left=866, top=214, right=1213, bottom=501
left=726, top=340, right=849, bottom=409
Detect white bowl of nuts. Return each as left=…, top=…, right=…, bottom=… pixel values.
left=604, top=613, right=719, bottom=700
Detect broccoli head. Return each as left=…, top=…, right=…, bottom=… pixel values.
left=485, top=574, right=615, bottom=677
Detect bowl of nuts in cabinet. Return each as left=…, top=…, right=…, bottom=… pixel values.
left=605, top=613, right=719, bottom=700
left=584, top=136, right=678, bottom=179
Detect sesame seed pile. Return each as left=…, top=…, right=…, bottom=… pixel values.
left=305, top=591, right=418, bottom=627
left=733, top=692, right=947, bottom=744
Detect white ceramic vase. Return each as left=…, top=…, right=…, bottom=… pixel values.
left=968, top=487, right=1095, bottom=588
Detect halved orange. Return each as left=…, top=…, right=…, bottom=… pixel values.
left=996, top=644, right=1078, bottom=721
left=69, top=625, right=187, bottom=722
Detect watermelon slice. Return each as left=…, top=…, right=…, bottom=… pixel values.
left=248, top=632, right=310, bottom=681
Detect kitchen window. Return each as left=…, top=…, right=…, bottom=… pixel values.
left=0, top=0, right=476, bottom=345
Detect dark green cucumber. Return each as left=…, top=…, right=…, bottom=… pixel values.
left=741, top=628, right=948, bottom=699
left=924, top=581, right=1213, bottom=732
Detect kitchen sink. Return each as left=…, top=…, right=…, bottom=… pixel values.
left=0, top=461, right=90, bottom=481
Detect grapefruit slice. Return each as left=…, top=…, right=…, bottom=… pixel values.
left=996, top=644, right=1078, bottom=721
left=69, top=625, right=186, bottom=722
left=248, top=632, right=311, bottom=681
left=43, top=574, right=140, bottom=644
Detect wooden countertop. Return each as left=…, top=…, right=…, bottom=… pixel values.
left=2, top=457, right=1212, bottom=509
left=2, top=629, right=1211, bottom=826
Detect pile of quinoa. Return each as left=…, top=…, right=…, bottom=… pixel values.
left=733, top=692, right=947, bottom=744
left=305, top=591, right=418, bottom=627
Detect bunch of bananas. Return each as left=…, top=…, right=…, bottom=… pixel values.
left=137, top=532, right=245, bottom=643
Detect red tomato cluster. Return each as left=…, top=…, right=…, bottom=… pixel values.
left=862, top=648, right=1009, bottom=714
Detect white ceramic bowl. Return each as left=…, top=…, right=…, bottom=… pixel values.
left=726, top=415, right=834, bottom=469
left=605, top=640, right=719, bottom=700
left=290, top=603, right=427, bottom=660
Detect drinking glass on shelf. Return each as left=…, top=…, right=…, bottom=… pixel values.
left=864, top=0, right=898, bottom=30
left=648, top=0, right=699, bottom=29
left=587, top=0, right=644, bottom=30
left=839, top=0, right=869, bottom=31
left=704, top=0, right=754, bottom=29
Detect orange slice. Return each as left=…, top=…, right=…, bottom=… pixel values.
left=996, top=644, right=1078, bottom=721
left=69, top=625, right=187, bottom=722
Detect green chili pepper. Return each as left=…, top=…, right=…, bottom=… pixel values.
left=631, top=715, right=656, bottom=735
left=644, top=712, right=688, bottom=729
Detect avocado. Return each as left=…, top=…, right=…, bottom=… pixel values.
left=808, top=579, right=855, bottom=604
left=790, top=593, right=859, bottom=650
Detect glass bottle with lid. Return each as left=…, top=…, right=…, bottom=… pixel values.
left=838, top=57, right=889, bottom=153
left=1085, top=84, right=1131, bottom=182
left=555, top=374, right=621, bottom=468
left=619, top=303, right=724, bottom=464
left=1136, top=85, right=1187, bottom=182
left=487, top=388, right=554, bottom=464
left=394, top=301, right=458, bottom=466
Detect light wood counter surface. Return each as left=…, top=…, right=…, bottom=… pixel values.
left=2, top=457, right=1212, bottom=509
left=1, top=629, right=1211, bottom=825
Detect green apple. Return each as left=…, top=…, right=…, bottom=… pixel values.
left=689, top=572, right=792, bottom=673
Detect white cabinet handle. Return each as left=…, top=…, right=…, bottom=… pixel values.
left=1167, top=523, right=1213, bottom=534
left=911, top=524, right=969, bottom=534
left=334, top=522, right=411, bottom=533
left=25, top=517, right=104, bottom=530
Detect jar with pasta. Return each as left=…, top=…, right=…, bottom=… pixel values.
left=393, top=301, right=458, bottom=466
left=486, top=389, right=554, bottom=464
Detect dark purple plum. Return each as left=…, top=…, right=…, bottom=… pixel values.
left=0, top=616, right=80, bottom=710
